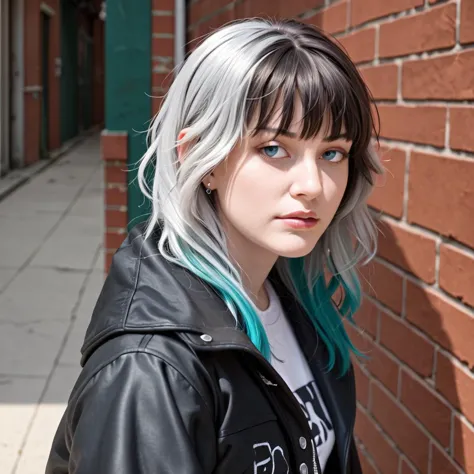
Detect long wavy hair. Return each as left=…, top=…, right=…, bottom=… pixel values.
left=137, top=18, right=383, bottom=375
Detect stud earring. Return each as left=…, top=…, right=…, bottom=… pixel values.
left=206, top=183, right=212, bottom=195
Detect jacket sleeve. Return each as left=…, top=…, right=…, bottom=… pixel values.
left=50, top=351, right=217, bottom=474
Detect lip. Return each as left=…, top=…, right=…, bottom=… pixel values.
left=276, top=211, right=320, bottom=230
left=278, top=211, right=319, bottom=220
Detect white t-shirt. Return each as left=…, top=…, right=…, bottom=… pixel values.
left=255, top=282, right=335, bottom=472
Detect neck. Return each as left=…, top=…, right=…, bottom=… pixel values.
left=219, top=221, right=277, bottom=311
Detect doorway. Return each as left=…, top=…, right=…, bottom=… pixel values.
left=40, top=11, right=50, bottom=159
left=60, top=0, right=78, bottom=143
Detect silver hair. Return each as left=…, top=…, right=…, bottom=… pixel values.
left=137, top=18, right=384, bottom=347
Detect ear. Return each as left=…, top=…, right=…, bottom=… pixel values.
left=177, top=129, right=215, bottom=191
left=177, top=128, right=191, bottom=164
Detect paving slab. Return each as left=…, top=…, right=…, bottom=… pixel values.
left=0, top=134, right=104, bottom=474
left=59, top=269, right=105, bottom=367
left=0, top=214, right=61, bottom=268
left=14, top=366, right=81, bottom=474
left=0, top=267, right=87, bottom=324
left=0, top=376, right=48, bottom=474
left=0, top=268, right=17, bottom=293
left=30, top=218, right=103, bottom=271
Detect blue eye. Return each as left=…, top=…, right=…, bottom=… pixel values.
left=262, top=145, right=280, bottom=157
left=261, top=145, right=288, bottom=159
left=322, top=150, right=346, bottom=163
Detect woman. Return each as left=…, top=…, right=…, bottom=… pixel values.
left=47, top=18, right=382, bottom=474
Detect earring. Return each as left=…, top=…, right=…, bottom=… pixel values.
left=206, top=183, right=212, bottom=195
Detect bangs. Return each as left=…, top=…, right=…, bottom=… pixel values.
left=244, top=42, right=374, bottom=157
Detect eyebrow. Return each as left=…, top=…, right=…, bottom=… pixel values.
left=257, top=127, right=351, bottom=142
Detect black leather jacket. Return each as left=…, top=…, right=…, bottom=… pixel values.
left=46, top=225, right=362, bottom=474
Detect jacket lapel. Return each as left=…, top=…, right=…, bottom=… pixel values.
left=270, top=272, right=356, bottom=473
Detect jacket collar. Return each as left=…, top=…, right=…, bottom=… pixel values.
left=81, top=224, right=257, bottom=364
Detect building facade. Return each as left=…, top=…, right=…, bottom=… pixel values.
left=102, top=1, right=474, bottom=473
left=0, top=0, right=104, bottom=177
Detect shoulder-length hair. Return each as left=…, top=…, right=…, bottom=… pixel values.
left=138, top=18, right=383, bottom=375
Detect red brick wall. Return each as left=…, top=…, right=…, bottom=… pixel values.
left=102, top=131, right=128, bottom=271
left=24, top=0, right=61, bottom=164
left=24, top=0, right=104, bottom=165
left=185, top=2, right=474, bottom=473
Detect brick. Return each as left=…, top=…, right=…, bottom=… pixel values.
left=408, top=152, right=474, bottom=247
left=105, top=164, right=128, bottom=185
left=351, top=0, right=423, bottom=27
left=379, top=3, right=456, bottom=59
left=436, top=351, right=474, bottom=426
left=353, top=361, right=370, bottom=407
left=354, top=297, right=378, bottom=339
left=400, top=458, right=417, bottom=474
left=153, top=0, right=173, bottom=9
left=105, top=187, right=127, bottom=207
left=453, top=416, right=474, bottom=472
left=460, top=0, right=474, bottom=45
left=371, top=383, right=430, bottom=472
left=346, top=323, right=400, bottom=395
left=202, top=7, right=235, bottom=31
left=450, top=107, right=474, bottom=153
left=377, top=219, right=436, bottom=284
left=403, top=50, right=474, bottom=100
left=368, top=343, right=400, bottom=396
left=360, top=260, right=403, bottom=314
left=431, top=443, right=461, bottom=474
left=152, top=37, right=174, bottom=57
left=406, top=282, right=474, bottom=366
left=152, top=14, right=174, bottom=35
left=355, top=407, right=399, bottom=474
left=105, top=231, right=127, bottom=252
left=277, top=0, right=325, bottom=19
left=440, top=244, right=474, bottom=308
left=379, top=310, right=435, bottom=378
left=152, top=72, right=174, bottom=90
left=400, top=369, right=451, bottom=446
left=360, top=64, right=398, bottom=100
left=367, top=147, right=405, bottom=218
left=105, top=210, right=128, bottom=229
left=338, top=28, right=376, bottom=64
left=102, top=132, right=128, bottom=161
left=377, top=105, right=446, bottom=147
left=358, top=450, right=378, bottom=474
left=152, top=96, right=165, bottom=115
left=304, top=1, right=348, bottom=35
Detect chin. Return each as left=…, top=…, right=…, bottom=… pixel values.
left=270, top=237, right=318, bottom=259
left=277, top=247, right=315, bottom=258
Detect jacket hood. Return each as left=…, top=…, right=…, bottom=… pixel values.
left=81, top=224, right=244, bottom=366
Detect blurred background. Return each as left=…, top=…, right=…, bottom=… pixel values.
left=0, top=0, right=473, bottom=473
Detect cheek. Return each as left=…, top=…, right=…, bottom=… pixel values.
left=218, top=153, right=272, bottom=203
left=322, top=166, right=349, bottom=212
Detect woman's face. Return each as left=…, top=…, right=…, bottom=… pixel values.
left=208, top=101, right=351, bottom=262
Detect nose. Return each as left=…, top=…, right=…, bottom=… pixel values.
left=289, top=158, right=323, bottom=201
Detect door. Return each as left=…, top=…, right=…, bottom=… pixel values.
left=78, top=26, right=93, bottom=132
left=40, top=12, right=50, bottom=158
left=60, top=0, right=78, bottom=143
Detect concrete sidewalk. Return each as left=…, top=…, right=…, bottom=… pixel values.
left=0, top=134, right=105, bottom=474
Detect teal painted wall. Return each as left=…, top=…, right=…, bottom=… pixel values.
left=105, top=1, right=151, bottom=229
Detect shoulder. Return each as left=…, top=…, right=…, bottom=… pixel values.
left=72, top=333, right=218, bottom=417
